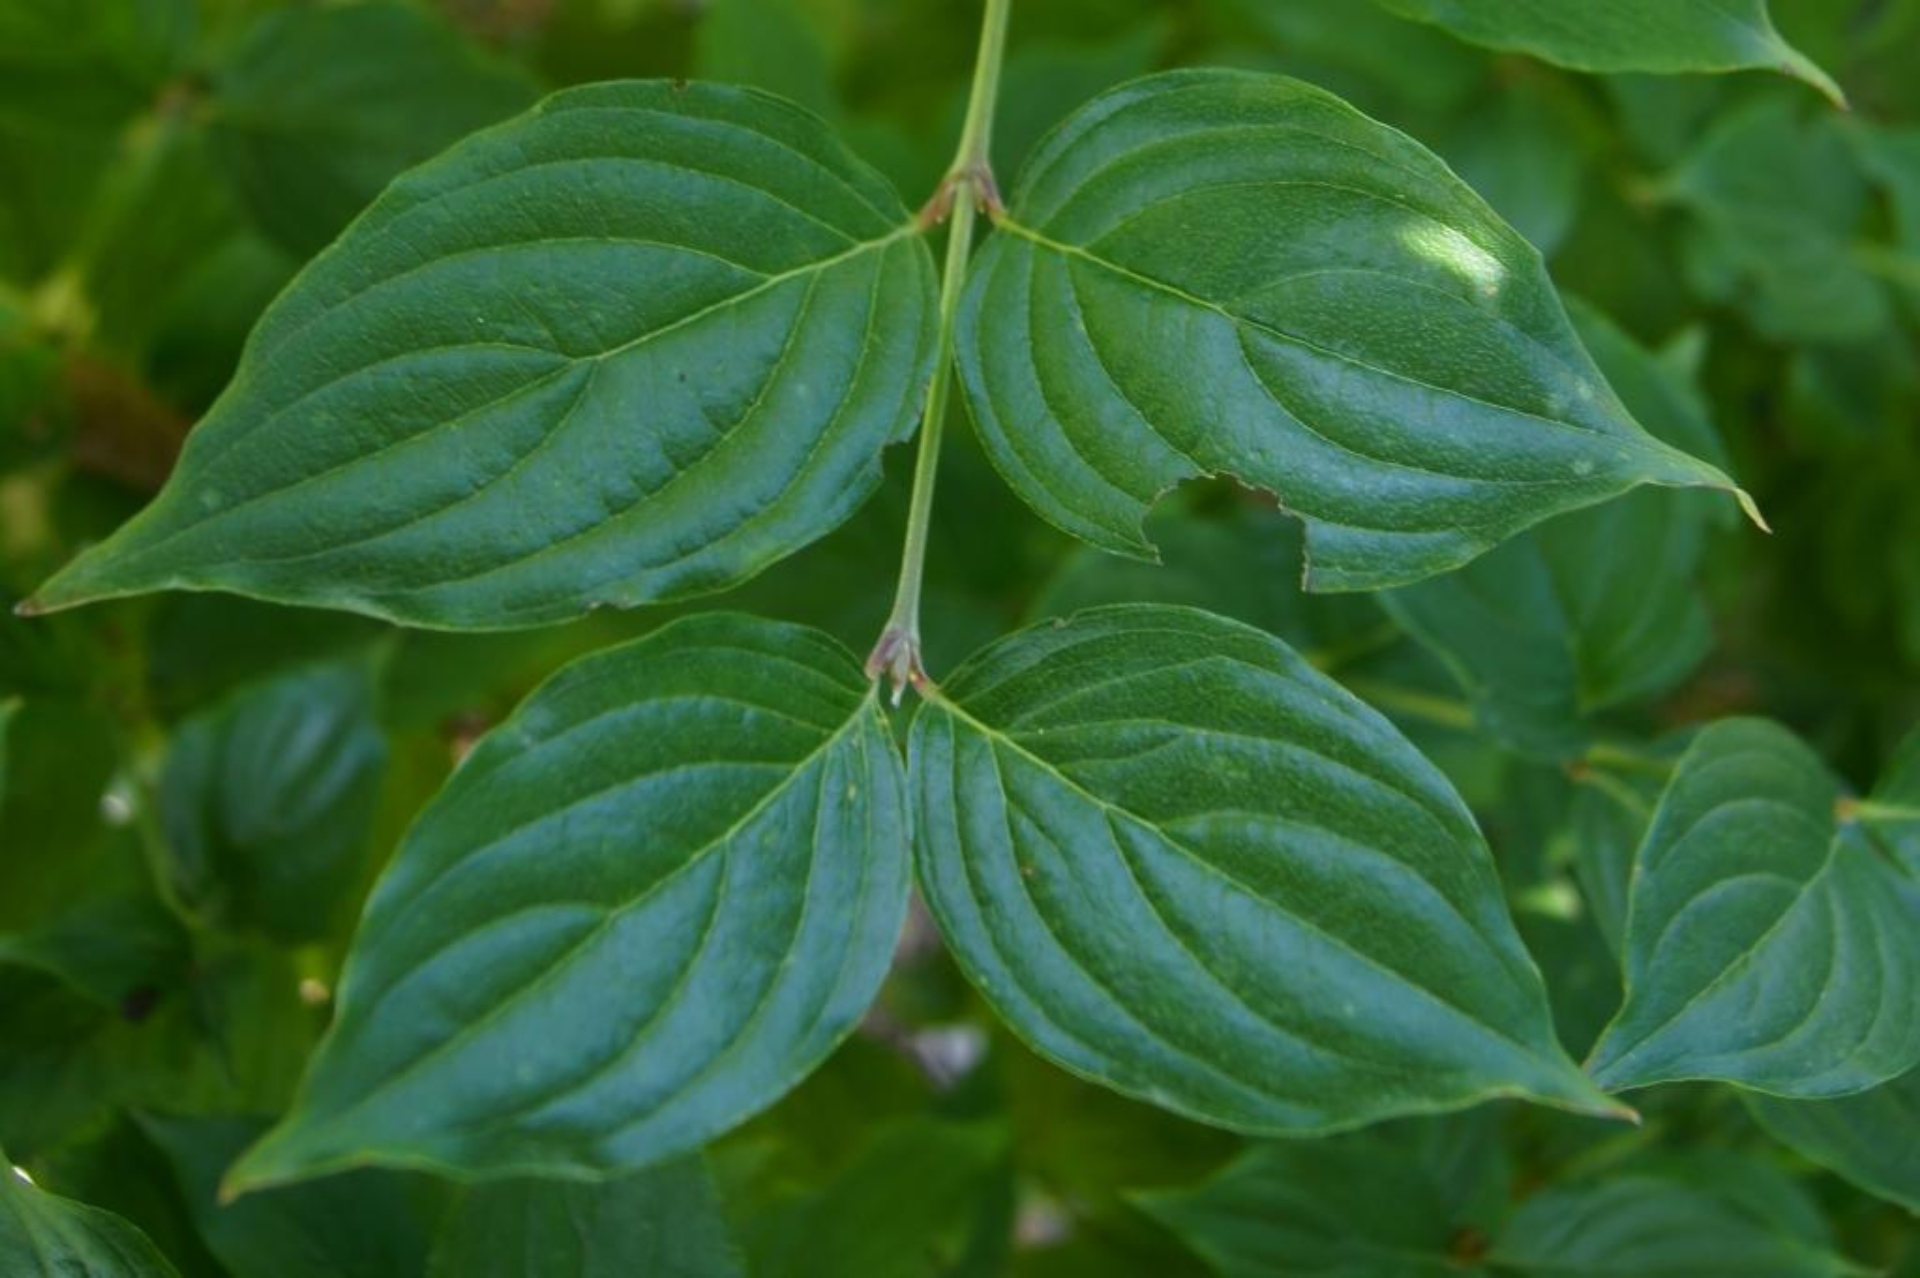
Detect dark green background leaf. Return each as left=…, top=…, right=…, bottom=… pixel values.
left=1371, top=0, right=1842, bottom=104
left=426, top=1156, right=741, bottom=1277
left=159, top=656, right=388, bottom=943
left=206, top=1, right=540, bottom=255
left=0, top=1161, right=180, bottom=1278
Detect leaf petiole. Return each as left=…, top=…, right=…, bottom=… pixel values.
left=866, top=0, right=1012, bottom=703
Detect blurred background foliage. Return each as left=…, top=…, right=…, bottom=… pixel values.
left=1, top=0, right=1917, bottom=1273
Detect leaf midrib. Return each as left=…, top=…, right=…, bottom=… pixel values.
left=291, top=690, right=878, bottom=1140
left=993, top=216, right=1673, bottom=460
left=926, top=691, right=1562, bottom=1066
left=114, top=226, right=915, bottom=578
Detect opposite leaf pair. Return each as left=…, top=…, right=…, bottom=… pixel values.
left=24, top=73, right=1748, bottom=626
left=227, top=606, right=1616, bottom=1193
left=18, top=62, right=1778, bottom=1196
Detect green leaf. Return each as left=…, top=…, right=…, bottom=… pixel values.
left=737, top=1119, right=1008, bottom=1278
left=909, top=604, right=1617, bottom=1137
left=1380, top=305, right=1725, bottom=757
left=1438, top=79, right=1595, bottom=259
left=693, top=0, right=839, bottom=120
left=1371, top=0, right=1844, bottom=105
left=955, top=70, right=1749, bottom=594
left=1220, top=0, right=1487, bottom=121
left=26, top=81, right=939, bottom=630
left=1861, top=724, right=1920, bottom=878
left=1587, top=719, right=1920, bottom=1096
left=1853, top=123, right=1920, bottom=254
left=159, top=657, right=388, bottom=943
left=0, top=0, right=194, bottom=281
left=227, top=614, right=910, bottom=1191
left=207, top=1, right=539, bottom=256
left=1671, top=99, right=1887, bottom=345
left=1746, top=1066, right=1920, bottom=1215
left=1568, top=768, right=1663, bottom=961
left=1735, top=734, right=1920, bottom=1213
left=426, top=1157, right=742, bottom=1278
left=1135, top=1118, right=1505, bottom=1276
left=24, top=1115, right=227, bottom=1278
left=1489, top=1172, right=1865, bottom=1276
left=141, top=1115, right=439, bottom=1278
left=0, top=1163, right=180, bottom=1278
left=1029, top=502, right=1385, bottom=660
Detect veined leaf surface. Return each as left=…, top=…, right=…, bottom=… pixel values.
left=28, top=81, right=938, bottom=630
left=1380, top=304, right=1727, bottom=757
left=1587, top=719, right=1920, bottom=1095
left=955, top=70, right=1748, bottom=593
left=910, top=604, right=1615, bottom=1136
left=227, top=614, right=910, bottom=1190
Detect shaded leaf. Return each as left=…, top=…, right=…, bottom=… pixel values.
left=1380, top=305, right=1724, bottom=757
left=1135, top=1117, right=1505, bottom=1277
left=1029, top=501, right=1385, bottom=660
left=693, top=0, right=839, bottom=120
left=956, top=71, right=1746, bottom=594
left=207, top=1, right=538, bottom=255
left=427, top=1156, right=741, bottom=1278
left=0, top=1162, right=179, bottom=1278
left=1747, top=1066, right=1920, bottom=1215
left=1671, top=99, right=1887, bottom=345
left=28, top=82, right=938, bottom=630
left=738, top=1119, right=1007, bottom=1278
left=228, top=614, right=910, bottom=1190
left=141, top=1114, right=438, bottom=1278
left=1490, top=1171, right=1865, bottom=1276
left=159, top=657, right=388, bottom=943
left=910, top=604, right=1616, bottom=1137
left=1587, top=720, right=1920, bottom=1096
left=1371, top=0, right=1842, bottom=104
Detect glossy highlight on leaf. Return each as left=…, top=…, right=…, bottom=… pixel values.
left=27, top=81, right=938, bottom=629
left=956, top=70, right=1751, bottom=593
left=226, top=614, right=910, bottom=1192
left=910, top=604, right=1617, bottom=1136
left=1587, top=719, right=1920, bottom=1096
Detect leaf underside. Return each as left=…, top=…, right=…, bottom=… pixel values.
left=228, top=614, right=910, bottom=1191
left=29, top=80, right=938, bottom=630
left=911, top=604, right=1614, bottom=1137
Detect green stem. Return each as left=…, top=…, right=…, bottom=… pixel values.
left=866, top=0, right=1012, bottom=701
left=1583, top=742, right=1677, bottom=780
left=1340, top=678, right=1477, bottom=733
left=1851, top=800, right=1920, bottom=823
